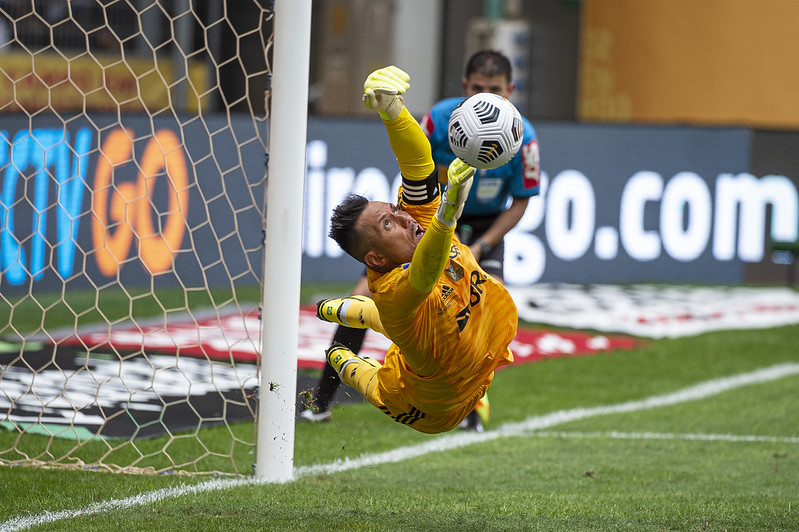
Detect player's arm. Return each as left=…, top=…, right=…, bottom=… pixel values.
left=471, top=196, right=529, bottom=260
left=474, top=134, right=540, bottom=258
left=363, top=66, right=434, bottom=182
left=409, top=159, right=475, bottom=293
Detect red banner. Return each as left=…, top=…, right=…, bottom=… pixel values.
left=56, top=306, right=639, bottom=369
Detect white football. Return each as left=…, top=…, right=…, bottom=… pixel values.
left=448, top=93, right=523, bottom=170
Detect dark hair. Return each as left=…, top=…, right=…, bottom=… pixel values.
left=464, top=50, right=512, bottom=82
left=329, top=194, right=370, bottom=262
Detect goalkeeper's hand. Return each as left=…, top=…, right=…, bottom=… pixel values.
left=362, top=65, right=410, bottom=120
left=435, top=158, right=475, bottom=227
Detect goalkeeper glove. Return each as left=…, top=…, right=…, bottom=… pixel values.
left=362, top=65, right=410, bottom=120
left=435, top=158, right=475, bottom=227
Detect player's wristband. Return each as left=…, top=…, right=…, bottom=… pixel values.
left=476, top=239, right=491, bottom=256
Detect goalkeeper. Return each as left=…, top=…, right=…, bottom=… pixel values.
left=318, top=66, right=517, bottom=434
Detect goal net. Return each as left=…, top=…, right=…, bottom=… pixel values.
left=0, top=1, right=274, bottom=475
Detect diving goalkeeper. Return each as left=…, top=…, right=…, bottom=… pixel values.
left=317, top=66, right=517, bottom=434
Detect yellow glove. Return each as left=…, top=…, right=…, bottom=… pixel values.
left=435, top=158, right=475, bottom=227
left=362, top=65, right=410, bottom=120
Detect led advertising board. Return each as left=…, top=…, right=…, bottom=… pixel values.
left=2, top=115, right=796, bottom=291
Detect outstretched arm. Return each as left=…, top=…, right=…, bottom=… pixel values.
left=470, top=196, right=529, bottom=262
left=363, top=66, right=434, bottom=182
left=409, top=159, right=475, bottom=293
left=361, top=66, right=477, bottom=294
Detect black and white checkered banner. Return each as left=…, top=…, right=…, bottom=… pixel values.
left=508, top=284, right=799, bottom=338
left=0, top=345, right=256, bottom=440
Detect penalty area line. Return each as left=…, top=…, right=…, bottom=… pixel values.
left=2, top=361, right=798, bottom=532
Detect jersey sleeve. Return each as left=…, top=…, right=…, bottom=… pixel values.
left=408, top=217, right=454, bottom=293
left=384, top=107, right=435, bottom=181
left=509, top=118, right=540, bottom=198
left=422, top=98, right=462, bottom=171
left=420, top=100, right=448, bottom=147
left=389, top=170, right=450, bottom=300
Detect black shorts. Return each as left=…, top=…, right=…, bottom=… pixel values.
left=457, top=213, right=504, bottom=280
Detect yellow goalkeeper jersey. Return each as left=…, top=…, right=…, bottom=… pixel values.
left=366, top=181, right=517, bottom=421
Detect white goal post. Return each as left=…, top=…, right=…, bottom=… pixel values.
left=256, top=0, right=312, bottom=482
left=0, top=0, right=311, bottom=478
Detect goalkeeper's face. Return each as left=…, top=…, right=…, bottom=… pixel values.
left=358, top=201, right=424, bottom=273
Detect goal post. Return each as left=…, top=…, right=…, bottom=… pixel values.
left=256, top=0, right=313, bottom=483
left=0, top=0, right=308, bottom=477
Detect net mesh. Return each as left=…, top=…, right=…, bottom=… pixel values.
left=0, top=0, right=274, bottom=475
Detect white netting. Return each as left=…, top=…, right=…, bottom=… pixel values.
left=0, top=0, right=274, bottom=475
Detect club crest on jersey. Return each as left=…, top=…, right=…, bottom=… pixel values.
left=445, top=261, right=464, bottom=282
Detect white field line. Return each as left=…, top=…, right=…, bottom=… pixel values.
left=293, top=362, right=799, bottom=476
left=2, top=362, right=798, bottom=532
left=528, top=430, right=799, bottom=444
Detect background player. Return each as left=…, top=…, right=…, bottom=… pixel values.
left=421, top=49, right=539, bottom=283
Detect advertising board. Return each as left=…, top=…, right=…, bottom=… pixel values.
left=2, top=115, right=796, bottom=290
left=0, top=113, right=265, bottom=292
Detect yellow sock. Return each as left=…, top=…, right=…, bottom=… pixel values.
left=339, top=357, right=382, bottom=408
left=318, top=296, right=386, bottom=336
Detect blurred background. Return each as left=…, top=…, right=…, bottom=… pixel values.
left=6, top=0, right=798, bottom=125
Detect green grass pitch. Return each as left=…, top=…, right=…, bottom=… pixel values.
left=1, top=285, right=797, bottom=531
